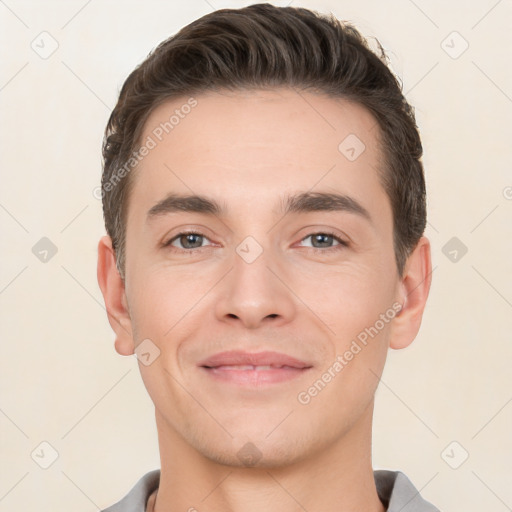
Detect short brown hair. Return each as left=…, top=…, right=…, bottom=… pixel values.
left=101, top=3, right=426, bottom=280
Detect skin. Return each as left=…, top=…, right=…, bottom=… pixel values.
left=97, top=87, right=431, bottom=512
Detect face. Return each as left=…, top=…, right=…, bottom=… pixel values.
left=117, top=88, right=408, bottom=467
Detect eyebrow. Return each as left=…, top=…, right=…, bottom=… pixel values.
left=146, top=191, right=372, bottom=224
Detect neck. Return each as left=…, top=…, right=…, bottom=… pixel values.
left=151, top=403, right=385, bottom=512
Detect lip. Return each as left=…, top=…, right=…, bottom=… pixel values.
left=198, top=350, right=313, bottom=386
left=199, top=350, right=311, bottom=369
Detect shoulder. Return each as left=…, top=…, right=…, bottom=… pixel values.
left=100, top=469, right=160, bottom=512
left=374, top=469, right=441, bottom=512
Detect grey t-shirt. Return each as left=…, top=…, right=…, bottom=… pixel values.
left=101, top=469, right=440, bottom=511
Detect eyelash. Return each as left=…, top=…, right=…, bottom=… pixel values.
left=163, top=230, right=349, bottom=254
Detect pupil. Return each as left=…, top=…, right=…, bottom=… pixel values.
left=314, top=234, right=331, bottom=247
left=183, top=234, right=201, bottom=248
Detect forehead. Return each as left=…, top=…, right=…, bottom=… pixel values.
left=128, top=87, right=390, bottom=228
left=140, top=87, right=381, bottom=165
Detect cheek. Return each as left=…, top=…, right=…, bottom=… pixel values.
left=295, top=263, right=396, bottom=334
left=127, top=269, right=216, bottom=379
left=128, top=267, right=203, bottom=330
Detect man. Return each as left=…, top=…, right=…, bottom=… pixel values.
left=97, top=3, right=438, bottom=511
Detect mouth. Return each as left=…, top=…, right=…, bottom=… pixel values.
left=198, top=350, right=313, bottom=386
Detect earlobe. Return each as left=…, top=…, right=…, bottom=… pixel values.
left=389, top=236, right=432, bottom=350
left=97, top=235, right=135, bottom=356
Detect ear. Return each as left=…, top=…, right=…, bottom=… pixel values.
left=389, top=236, right=432, bottom=350
left=97, top=235, right=135, bottom=356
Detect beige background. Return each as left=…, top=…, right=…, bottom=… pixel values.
left=1, top=0, right=511, bottom=510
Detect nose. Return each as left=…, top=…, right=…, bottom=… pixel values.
left=214, top=244, right=297, bottom=329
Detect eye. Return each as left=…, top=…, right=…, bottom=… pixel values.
left=164, top=231, right=212, bottom=251
left=162, top=230, right=347, bottom=253
left=299, top=232, right=348, bottom=251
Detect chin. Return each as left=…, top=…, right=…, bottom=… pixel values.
left=201, top=442, right=310, bottom=469
left=188, top=423, right=323, bottom=470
